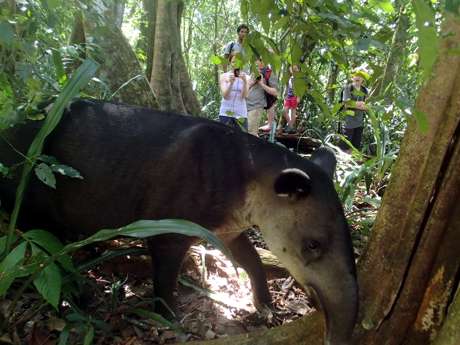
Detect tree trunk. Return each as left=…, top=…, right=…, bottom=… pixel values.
left=326, top=61, right=339, bottom=105
left=150, top=0, right=201, bottom=115
left=182, top=4, right=193, bottom=72
left=2, top=0, right=17, bottom=99
left=110, top=0, right=126, bottom=28
left=212, top=0, right=219, bottom=86
left=373, top=5, right=409, bottom=98
left=81, top=9, right=158, bottom=108
left=68, top=11, right=87, bottom=75
left=355, top=13, right=460, bottom=344
left=142, top=0, right=156, bottom=81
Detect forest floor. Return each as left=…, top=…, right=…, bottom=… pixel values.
left=3, top=232, right=314, bottom=345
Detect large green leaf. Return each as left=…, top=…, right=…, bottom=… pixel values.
left=24, top=230, right=75, bottom=272
left=0, top=241, right=27, bottom=295
left=62, top=219, right=235, bottom=267
left=32, top=255, right=62, bottom=309
left=413, top=0, right=439, bottom=81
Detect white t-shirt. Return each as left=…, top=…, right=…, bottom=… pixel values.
left=219, top=72, right=248, bottom=118
left=223, top=41, right=246, bottom=58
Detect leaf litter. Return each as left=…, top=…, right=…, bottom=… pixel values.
left=1, top=228, right=314, bottom=345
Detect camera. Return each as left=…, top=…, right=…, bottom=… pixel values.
left=233, top=69, right=240, bottom=77
left=256, top=74, right=262, bottom=81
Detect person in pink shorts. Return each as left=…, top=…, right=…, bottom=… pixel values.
left=283, top=64, right=300, bottom=134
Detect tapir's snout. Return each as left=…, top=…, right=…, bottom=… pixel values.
left=301, top=218, right=358, bottom=345
left=308, top=268, right=358, bottom=345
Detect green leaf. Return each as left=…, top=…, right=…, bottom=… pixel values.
left=293, top=77, right=307, bottom=98
left=83, top=324, right=94, bottom=345
left=38, top=155, right=60, bottom=165
left=0, top=236, right=6, bottom=258
left=46, top=0, right=61, bottom=11
left=413, top=0, right=439, bottom=80
left=0, top=241, right=27, bottom=295
left=62, top=219, right=236, bottom=269
left=0, top=234, right=19, bottom=258
left=290, top=40, right=303, bottom=64
left=331, top=102, right=343, bottom=115
left=50, top=164, right=83, bottom=179
left=310, top=89, right=331, bottom=118
left=24, top=230, right=75, bottom=272
left=33, top=260, right=62, bottom=309
left=35, top=163, right=56, bottom=189
left=413, top=108, right=429, bottom=134
left=370, top=0, right=394, bottom=13
left=210, top=55, right=223, bottom=65
left=0, top=22, right=15, bottom=47
left=0, top=162, right=9, bottom=177
left=52, top=49, right=66, bottom=84
left=356, top=38, right=371, bottom=51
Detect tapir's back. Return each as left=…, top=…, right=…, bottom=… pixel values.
left=0, top=99, right=251, bottom=237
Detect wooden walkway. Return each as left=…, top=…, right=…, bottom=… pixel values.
left=258, top=130, right=322, bottom=154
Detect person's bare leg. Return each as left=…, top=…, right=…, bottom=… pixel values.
left=289, top=109, right=297, bottom=128
left=260, top=107, right=275, bottom=131
left=283, top=108, right=290, bottom=125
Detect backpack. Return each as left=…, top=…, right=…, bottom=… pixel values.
left=228, top=42, right=235, bottom=55
left=263, top=67, right=277, bottom=110
left=338, top=84, right=368, bottom=110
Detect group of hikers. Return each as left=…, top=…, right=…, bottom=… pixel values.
left=217, top=24, right=369, bottom=152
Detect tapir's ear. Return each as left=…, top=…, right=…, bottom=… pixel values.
left=310, top=147, right=337, bottom=180
left=274, top=168, right=311, bottom=199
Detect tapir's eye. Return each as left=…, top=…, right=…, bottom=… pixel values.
left=302, top=239, right=322, bottom=264
left=307, top=240, right=320, bottom=250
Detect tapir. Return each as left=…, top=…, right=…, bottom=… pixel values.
left=0, top=99, right=358, bottom=345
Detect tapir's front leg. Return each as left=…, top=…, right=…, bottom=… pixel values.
left=221, top=232, right=272, bottom=309
left=147, top=234, right=195, bottom=318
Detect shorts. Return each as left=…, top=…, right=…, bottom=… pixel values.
left=284, top=96, right=298, bottom=109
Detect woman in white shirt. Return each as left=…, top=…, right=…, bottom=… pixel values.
left=219, top=54, right=249, bottom=130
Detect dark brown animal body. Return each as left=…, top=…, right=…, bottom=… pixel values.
left=0, top=99, right=357, bottom=345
